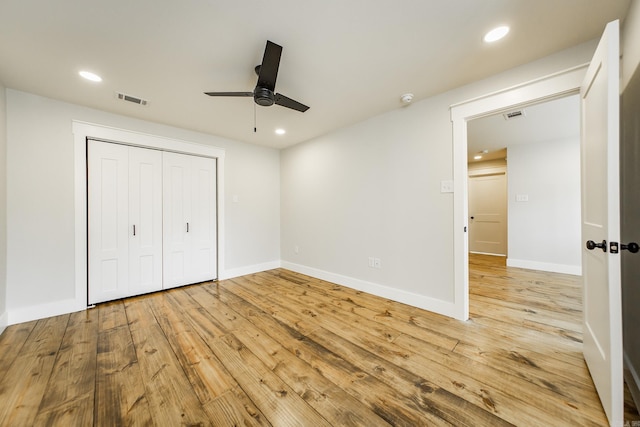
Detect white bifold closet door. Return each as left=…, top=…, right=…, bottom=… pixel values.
left=163, top=152, right=217, bottom=289
left=88, top=140, right=163, bottom=304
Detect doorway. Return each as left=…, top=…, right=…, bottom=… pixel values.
left=466, top=95, right=582, bottom=272
left=449, top=64, right=587, bottom=321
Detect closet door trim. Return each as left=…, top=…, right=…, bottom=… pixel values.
left=74, top=121, right=225, bottom=307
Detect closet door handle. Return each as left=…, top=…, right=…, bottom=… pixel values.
left=133, top=225, right=136, bottom=236
left=186, top=222, right=189, bottom=233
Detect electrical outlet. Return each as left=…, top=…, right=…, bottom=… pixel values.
left=294, top=245, right=299, bottom=254
left=373, top=258, right=381, bottom=268
left=368, top=257, right=375, bottom=267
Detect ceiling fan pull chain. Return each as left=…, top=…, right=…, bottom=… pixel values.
left=254, top=102, right=257, bottom=133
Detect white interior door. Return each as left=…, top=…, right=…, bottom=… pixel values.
left=88, top=141, right=129, bottom=304
left=128, top=146, right=163, bottom=295
left=581, top=20, right=622, bottom=426
left=468, top=173, right=507, bottom=255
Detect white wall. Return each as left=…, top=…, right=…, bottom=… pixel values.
left=506, top=138, right=582, bottom=274
left=0, top=82, right=7, bottom=331
left=280, top=41, right=597, bottom=316
left=5, top=89, right=280, bottom=320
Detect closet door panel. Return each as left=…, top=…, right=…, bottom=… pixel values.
left=88, top=141, right=129, bottom=304
left=190, top=156, right=217, bottom=282
left=129, top=146, right=163, bottom=295
left=163, top=152, right=192, bottom=288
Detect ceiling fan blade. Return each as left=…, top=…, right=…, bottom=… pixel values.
left=274, top=93, right=309, bottom=112
left=257, top=41, right=282, bottom=91
left=204, top=91, right=254, bottom=97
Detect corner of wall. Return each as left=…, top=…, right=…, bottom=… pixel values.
left=220, top=260, right=282, bottom=280
left=625, top=351, right=640, bottom=412
left=0, top=81, right=7, bottom=326
left=281, top=261, right=463, bottom=320
left=0, top=310, right=7, bottom=336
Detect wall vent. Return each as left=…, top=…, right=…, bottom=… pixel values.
left=503, top=109, right=525, bottom=120
left=116, top=92, right=148, bottom=106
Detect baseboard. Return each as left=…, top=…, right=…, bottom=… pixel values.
left=220, top=260, right=282, bottom=281
left=8, top=298, right=87, bottom=326
left=281, top=261, right=460, bottom=319
left=3, top=261, right=281, bottom=326
left=0, top=310, right=8, bottom=335
left=470, top=251, right=506, bottom=257
left=506, top=258, right=581, bottom=275
left=625, top=352, right=640, bottom=411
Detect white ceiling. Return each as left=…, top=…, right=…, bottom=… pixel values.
left=0, top=1, right=630, bottom=149
left=467, top=94, right=581, bottom=161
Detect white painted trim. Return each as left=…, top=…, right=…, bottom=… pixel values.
left=624, top=351, right=640, bottom=412
left=8, top=298, right=85, bottom=325
left=450, top=63, right=589, bottom=111
left=72, top=121, right=226, bottom=313
left=221, top=261, right=282, bottom=280
left=470, top=251, right=506, bottom=257
left=282, top=261, right=461, bottom=320
left=506, top=258, right=581, bottom=276
left=450, top=64, right=588, bottom=321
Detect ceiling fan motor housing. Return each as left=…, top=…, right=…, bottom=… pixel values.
left=254, top=87, right=275, bottom=106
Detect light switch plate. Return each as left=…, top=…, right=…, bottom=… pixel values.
left=440, top=180, right=454, bottom=193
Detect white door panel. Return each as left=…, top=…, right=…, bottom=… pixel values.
left=190, top=156, right=217, bottom=282
left=128, top=146, right=163, bottom=295
left=581, top=20, right=622, bottom=426
left=163, top=152, right=192, bottom=288
left=88, top=141, right=129, bottom=304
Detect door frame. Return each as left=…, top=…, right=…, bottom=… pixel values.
left=72, top=121, right=226, bottom=308
left=449, top=64, right=588, bottom=321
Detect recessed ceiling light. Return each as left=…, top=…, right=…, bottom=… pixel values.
left=275, top=128, right=286, bottom=135
left=79, top=70, right=102, bottom=82
left=484, top=26, right=510, bottom=43
left=474, top=155, right=483, bottom=160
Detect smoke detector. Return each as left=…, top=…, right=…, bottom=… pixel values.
left=115, top=91, right=148, bottom=106
left=401, top=93, right=414, bottom=105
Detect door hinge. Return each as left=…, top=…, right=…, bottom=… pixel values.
left=610, top=241, right=619, bottom=254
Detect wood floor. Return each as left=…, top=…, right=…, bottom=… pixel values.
left=0, top=254, right=638, bottom=426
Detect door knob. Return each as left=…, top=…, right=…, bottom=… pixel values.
left=586, top=240, right=607, bottom=252
left=622, top=242, right=639, bottom=253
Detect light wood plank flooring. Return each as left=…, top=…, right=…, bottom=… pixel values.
left=0, top=254, right=638, bottom=425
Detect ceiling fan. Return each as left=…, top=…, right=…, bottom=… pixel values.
left=205, top=40, right=309, bottom=113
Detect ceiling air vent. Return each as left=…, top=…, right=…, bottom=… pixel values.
left=503, top=109, right=525, bottom=120
left=116, top=92, right=148, bottom=106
